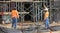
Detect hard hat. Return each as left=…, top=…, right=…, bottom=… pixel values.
left=44, top=8, right=48, bottom=11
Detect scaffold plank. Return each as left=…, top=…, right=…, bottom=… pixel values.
left=0, top=1, right=47, bottom=2
left=3, top=12, right=29, bottom=14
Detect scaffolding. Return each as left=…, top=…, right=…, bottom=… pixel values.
left=49, top=0, right=60, bottom=22
left=0, top=0, right=60, bottom=33
left=0, top=0, right=51, bottom=23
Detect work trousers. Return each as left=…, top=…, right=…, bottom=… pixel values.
left=12, top=17, right=17, bottom=29
left=45, top=18, right=49, bottom=29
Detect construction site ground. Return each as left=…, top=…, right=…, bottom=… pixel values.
left=0, top=21, right=60, bottom=33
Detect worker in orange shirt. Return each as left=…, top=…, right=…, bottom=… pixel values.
left=11, top=8, right=19, bottom=29
left=44, top=5, right=49, bottom=29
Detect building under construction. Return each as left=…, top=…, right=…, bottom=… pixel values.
left=0, top=0, right=60, bottom=23
left=0, top=0, right=60, bottom=33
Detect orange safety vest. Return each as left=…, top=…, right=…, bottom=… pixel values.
left=11, top=10, right=19, bottom=18
left=44, top=11, right=49, bottom=20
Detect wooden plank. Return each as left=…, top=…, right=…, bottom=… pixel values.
left=3, top=12, right=29, bottom=14
left=0, top=1, right=46, bottom=2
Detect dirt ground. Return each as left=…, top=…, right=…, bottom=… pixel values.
left=0, top=21, right=60, bottom=29
left=0, top=21, right=60, bottom=33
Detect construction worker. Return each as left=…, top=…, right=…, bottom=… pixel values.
left=11, top=8, right=19, bottom=29
left=44, top=5, right=49, bottom=29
